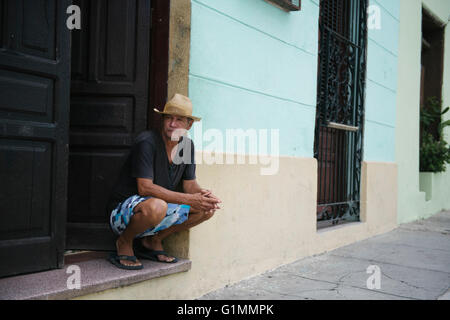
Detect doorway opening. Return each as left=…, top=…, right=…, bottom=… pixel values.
left=65, top=0, right=169, bottom=252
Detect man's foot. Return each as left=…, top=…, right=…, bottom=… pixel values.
left=140, top=236, right=177, bottom=263
left=115, top=237, right=142, bottom=268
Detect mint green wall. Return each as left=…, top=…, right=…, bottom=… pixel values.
left=189, top=0, right=319, bottom=157
left=189, top=0, right=400, bottom=161
left=363, top=0, right=399, bottom=162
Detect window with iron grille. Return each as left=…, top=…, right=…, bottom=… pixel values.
left=314, top=0, right=368, bottom=229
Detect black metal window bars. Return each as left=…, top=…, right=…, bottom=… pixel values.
left=314, top=0, right=368, bottom=228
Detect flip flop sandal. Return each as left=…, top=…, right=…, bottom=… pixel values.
left=108, top=252, right=144, bottom=270
left=134, top=242, right=178, bottom=263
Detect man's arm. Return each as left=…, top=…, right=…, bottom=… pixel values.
left=182, top=179, right=202, bottom=194
left=137, top=178, right=218, bottom=211
left=137, top=177, right=190, bottom=204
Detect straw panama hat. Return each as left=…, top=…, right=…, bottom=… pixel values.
left=153, top=93, right=201, bottom=122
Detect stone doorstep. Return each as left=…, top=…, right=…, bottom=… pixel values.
left=0, top=251, right=192, bottom=300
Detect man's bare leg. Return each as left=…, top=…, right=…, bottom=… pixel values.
left=140, top=209, right=214, bottom=262
left=115, top=198, right=167, bottom=267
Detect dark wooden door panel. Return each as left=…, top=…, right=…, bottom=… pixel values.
left=67, top=0, right=151, bottom=250
left=68, top=150, right=128, bottom=223
left=0, top=69, right=54, bottom=123
left=3, top=0, right=56, bottom=60
left=0, top=140, right=52, bottom=240
left=0, top=0, right=71, bottom=277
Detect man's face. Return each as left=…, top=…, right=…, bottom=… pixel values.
left=162, top=114, right=193, bottom=141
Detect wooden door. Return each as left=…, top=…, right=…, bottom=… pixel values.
left=0, top=0, right=71, bottom=277
left=66, top=0, right=151, bottom=250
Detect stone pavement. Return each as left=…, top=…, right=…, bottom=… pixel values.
left=199, top=210, right=450, bottom=300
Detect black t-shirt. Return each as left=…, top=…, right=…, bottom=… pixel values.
left=106, top=130, right=196, bottom=213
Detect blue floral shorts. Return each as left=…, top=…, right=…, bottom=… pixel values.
left=109, top=195, right=190, bottom=238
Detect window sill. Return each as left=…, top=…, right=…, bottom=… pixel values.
left=264, top=0, right=301, bottom=12
left=317, top=221, right=365, bottom=234
left=0, top=251, right=191, bottom=300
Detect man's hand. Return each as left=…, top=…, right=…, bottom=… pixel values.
left=200, top=189, right=221, bottom=215
left=189, top=191, right=221, bottom=212
left=201, top=189, right=221, bottom=206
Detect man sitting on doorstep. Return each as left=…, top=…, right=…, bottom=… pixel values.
left=107, top=93, right=221, bottom=270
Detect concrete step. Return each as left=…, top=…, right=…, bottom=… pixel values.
left=0, top=251, right=191, bottom=300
